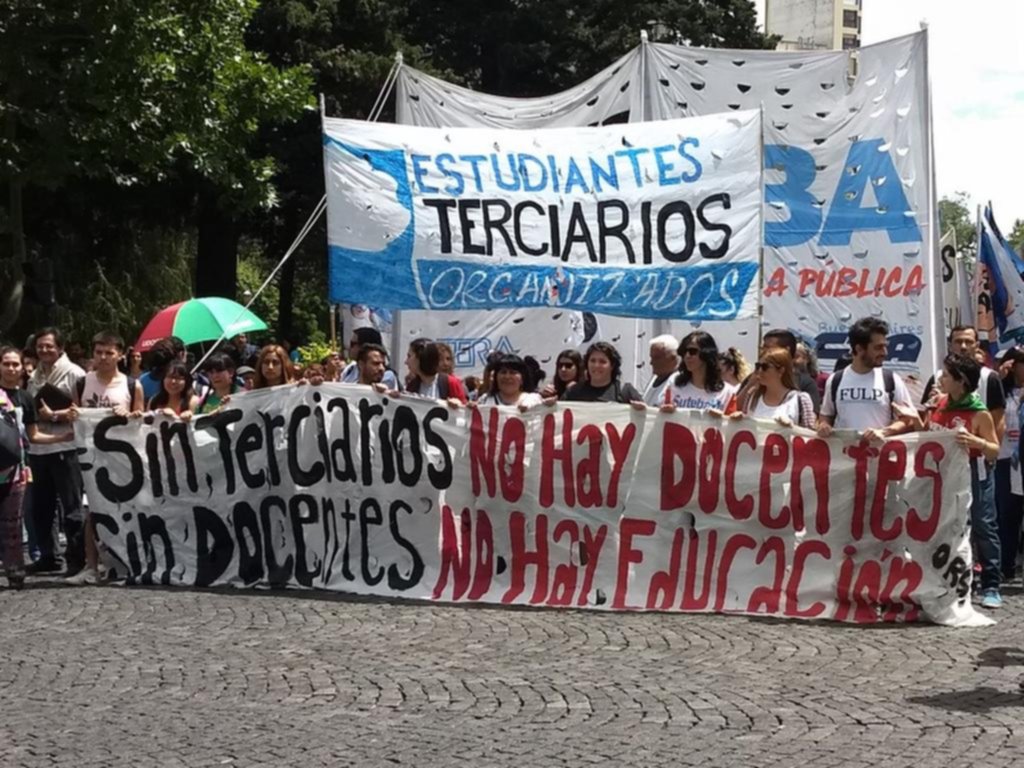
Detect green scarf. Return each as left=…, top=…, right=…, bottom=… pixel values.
left=941, top=392, right=987, bottom=412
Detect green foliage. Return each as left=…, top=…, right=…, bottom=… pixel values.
left=295, top=339, right=337, bottom=367
left=1, top=0, right=314, bottom=210
left=235, top=234, right=328, bottom=345
left=236, top=241, right=280, bottom=333
left=4, top=0, right=772, bottom=346
left=939, top=192, right=976, bottom=257
left=54, top=227, right=194, bottom=347
left=1009, top=219, right=1024, bottom=255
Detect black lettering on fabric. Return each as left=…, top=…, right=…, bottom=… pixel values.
left=93, top=415, right=144, bottom=503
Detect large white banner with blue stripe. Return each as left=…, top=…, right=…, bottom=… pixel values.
left=324, top=112, right=763, bottom=320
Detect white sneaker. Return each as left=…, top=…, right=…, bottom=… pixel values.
left=65, top=568, right=102, bottom=586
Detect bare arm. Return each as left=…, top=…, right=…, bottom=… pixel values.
left=966, top=410, right=1000, bottom=463
left=27, top=423, right=74, bottom=445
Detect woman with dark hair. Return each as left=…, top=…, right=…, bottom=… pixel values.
left=476, top=355, right=543, bottom=409
left=732, top=348, right=815, bottom=428
left=560, top=342, right=642, bottom=404
left=541, top=349, right=583, bottom=399
left=124, top=347, right=144, bottom=378
left=197, top=353, right=239, bottom=415
left=795, top=342, right=828, bottom=400
left=662, top=331, right=737, bottom=412
left=253, top=344, right=295, bottom=389
left=899, top=353, right=1001, bottom=608
left=148, top=361, right=198, bottom=420
left=404, top=339, right=468, bottom=403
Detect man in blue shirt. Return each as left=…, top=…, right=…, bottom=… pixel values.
left=340, top=328, right=399, bottom=390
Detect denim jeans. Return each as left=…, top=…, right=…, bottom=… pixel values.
left=994, top=458, right=1023, bottom=578
left=971, top=462, right=1002, bottom=591
left=28, top=451, right=84, bottom=569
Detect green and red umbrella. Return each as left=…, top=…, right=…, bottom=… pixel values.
left=135, top=297, right=267, bottom=352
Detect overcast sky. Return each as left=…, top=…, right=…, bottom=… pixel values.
left=754, top=0, right=1024, bottom=225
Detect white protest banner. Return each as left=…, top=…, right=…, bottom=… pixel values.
left=78, top=386, right=987, bottom=627
left=393, top=31, right=939, bottom=382
left=644, top=33, right=938, bottom=379
left=323, top=113, right=763, bottom=321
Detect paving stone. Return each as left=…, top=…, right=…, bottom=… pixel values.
left=3, top=577, right=1024, bottom=766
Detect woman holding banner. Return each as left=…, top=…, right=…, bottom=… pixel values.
left=731, top=348, right=815, bottom=429
left=475, top=355, right=543, bottom=410
left=661, top=331, right=737, bottom=413
left=898, top=353, right=1002, bottom=608
left=252, top=345, right=295, bottom=389
left=560, top=342, right=642, bottom=405
left=541, top=350, right=583, bottom=400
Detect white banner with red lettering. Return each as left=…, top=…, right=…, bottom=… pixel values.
left=77, top=385, right=988, bottom=626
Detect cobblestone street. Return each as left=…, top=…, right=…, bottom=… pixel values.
left=3, top=580, right=1024, bottom=767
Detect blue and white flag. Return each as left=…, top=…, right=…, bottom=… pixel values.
left=323, top=113, right=763, bottom=320
left=978, top=205, right=1024, bottom=349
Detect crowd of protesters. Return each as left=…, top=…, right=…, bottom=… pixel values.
left=0, top=318, right=1019, bottom=611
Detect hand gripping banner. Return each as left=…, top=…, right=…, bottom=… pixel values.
left=323, top=112, right=763, bottom=320
left=77, top=386, right=988, bottom=627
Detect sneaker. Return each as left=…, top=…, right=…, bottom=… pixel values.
left=65, top=568, right=102, bottom=586
left=981, top=589, right=1003, bottom=610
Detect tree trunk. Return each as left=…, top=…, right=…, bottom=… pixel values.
left=1, top=103, right=28, bottom=332
left=195, top=189, right=239, bottom=299
left=277, top=254, right=296, bottom=342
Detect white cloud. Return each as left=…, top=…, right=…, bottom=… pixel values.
left=754, top=0, right=1024, bottom=225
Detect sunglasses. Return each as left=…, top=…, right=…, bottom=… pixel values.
left=557, top=361, right=576, bottom=369
left=754, top=362, right=778, bottom=372
left=683, top=347, right=701, bottom=356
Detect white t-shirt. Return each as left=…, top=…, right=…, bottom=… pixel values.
left=643, top=374, right=674, bottom=407
left=664, top=381, right=738, bottom=411
left=1000, top=386, right=1021, bottom=461
left=820, top=367, right=913, bottom=430
left=750, top=390, right=802, bottom=424
left=80, top=371, right=134, bottom=411
left=420, top=377, right=440, bottom=400
left=477, top=392, right=543, bottom=409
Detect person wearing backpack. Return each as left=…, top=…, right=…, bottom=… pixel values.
left=67, top=332, right=144, bottom=586
left=404, top=339, right=468, bottom=404
left=816, top=317, right=914, bottom=442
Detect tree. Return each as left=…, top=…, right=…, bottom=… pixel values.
left=938, top=192, right=976, bottom=257
left=1010, top=219, right=1024, bottom=255
left=401, top=0, right=776, bottom=96
left=0, top=0, right=313, bottom=335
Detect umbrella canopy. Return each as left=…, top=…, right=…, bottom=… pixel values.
left=135, top=297, right=267, bottom=352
